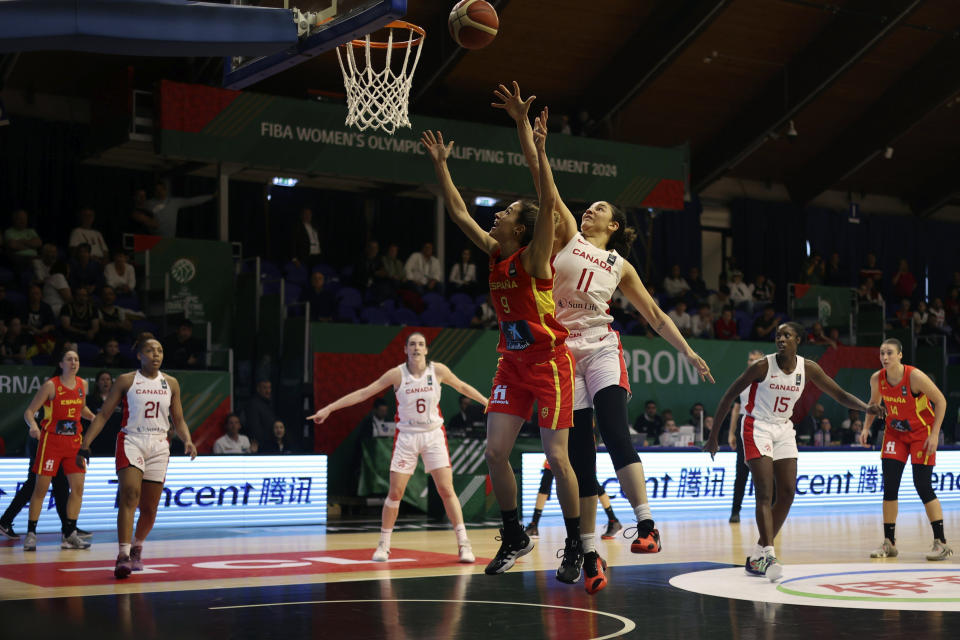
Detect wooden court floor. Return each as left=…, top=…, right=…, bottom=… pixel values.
left=1, top=506, right=958, bottom=639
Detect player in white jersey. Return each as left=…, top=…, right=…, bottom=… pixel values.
left=80, top=337, right=196, bottom=579
left=308, top=332, right=488, bottom=563
left=705, top=322, right=883, bottom=581
left=494, top=81, right=713, bottom=593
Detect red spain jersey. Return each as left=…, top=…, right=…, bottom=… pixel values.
left=40, top=376, right=85, bottom=436
left=489, top=246, right=567, bottom=358
left=879, top=365, right=935, bottom=434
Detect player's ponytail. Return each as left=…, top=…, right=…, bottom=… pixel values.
left=515, top=199, right=540, bottom=247
left=605, top=203, right=636, bottom=258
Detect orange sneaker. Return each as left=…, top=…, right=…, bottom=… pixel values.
left=583, top=551, right=608, bottom=594
left=630, top=527, right=661, bottom=553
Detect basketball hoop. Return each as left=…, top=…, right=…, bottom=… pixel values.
left=336, top=21, right=425, bottom=134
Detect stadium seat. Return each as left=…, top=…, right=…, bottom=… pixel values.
left=452, top=308, right=474, bottom=328
left=284, top=283, right=301, bottom=306
left=391, top=307, right=418, bottom=326
left=360, top=307, right=390, bottom=325
left=421, top=292, right=446, bottom=308
left=419, top=308, right=451, bottom=327
left=336, top=303, right=358, bottom=323
left=335, top=287, right=363, bottom=308
left=449, top=292, right=473, bottom=308
left=283, top=261, right=308, bottom=285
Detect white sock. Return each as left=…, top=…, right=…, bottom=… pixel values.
left=379, top=529, right=392, bottom=548
left=454, top=524, right=469, bottom=545
left=751, top=543, right=764, bottom=560
left=119, top=543, right=131, bottom=556
left=763, top=545, right=775, bottom=558
left=580, top=532, right=596, bottom=554
left=133, top=537, right=145, bottom=549
left=633, top=503, right=653, bottom=523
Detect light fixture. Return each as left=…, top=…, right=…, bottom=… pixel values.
left=883, top=146, right=894, bottom=160
left=786, top=120, right=798, bottom=139
left=474, top=196, right=498, bottom=207
left=272, top=177, right=299, bottom=187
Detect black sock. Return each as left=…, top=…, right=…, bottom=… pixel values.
left=604, top=506, right=617, bottom=522
left=563, top=516, right=580, bottom=541
left=531, top=508, right=542, bottom=526
left=884, top=522, right=896, bottom=544
left=637, top=519, right=655, bottom=537
left=27, top=520, right=37, bottom=534
left=931, top=519, right=945, bottom=543
left=63, top=519, right=77, bottom=537
left=501, top=508, right=522, bottom=534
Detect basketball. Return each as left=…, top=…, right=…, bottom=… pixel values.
left=448, top=0, right=499, bottom=50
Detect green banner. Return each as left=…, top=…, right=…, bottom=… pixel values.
left=159, top=81, right=687, bottom=209
left=138, top=236, right=235, bottom=349
left=0, top=366, right=231, bottom=455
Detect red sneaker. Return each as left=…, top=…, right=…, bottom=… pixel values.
left=630, top=528, right=661, bottom=553
left=583, top=551, right=608, bottom=594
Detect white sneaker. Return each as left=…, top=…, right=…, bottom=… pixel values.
left=870, top=538, right=898, bottom=558
left=372, top=541, right=390, bottom=562
left=458, top=543, right=475, bottom=564
left=763, top=554, right=783, bottom=582
left=926, top=539, right=954, bottom=561
left=61, top=531, right=92, bottom=550
left=23, top=532, right=36, bottom=551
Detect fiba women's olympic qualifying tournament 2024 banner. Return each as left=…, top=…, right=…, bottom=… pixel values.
left=0, top=366, right=232, bottom=455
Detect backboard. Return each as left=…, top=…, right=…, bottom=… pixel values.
left=223, top=0, right=406, bottom=90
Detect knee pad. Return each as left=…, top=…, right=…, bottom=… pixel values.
left=384, top=497, right=401, bottom=508
left=538, top=468, right=554, bottom=497
left=593, top=386, right=640, bottom=471
left=882, top=458, right=906, bottom=502
left=912, top=464, right=938, bottom=503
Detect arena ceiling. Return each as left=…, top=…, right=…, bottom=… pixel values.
left=2, top=0, right=959, bottom=216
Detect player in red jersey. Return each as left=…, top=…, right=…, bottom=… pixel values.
left=422, top=111, right=584, bottom=582
left=21, top=349, right=95, bottom=551
left=862, top=338, right=952, bottom=560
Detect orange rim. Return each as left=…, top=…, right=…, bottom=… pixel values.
left=346, top=20, right=425, bottom=49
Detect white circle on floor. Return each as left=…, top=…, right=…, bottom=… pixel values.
left=669, top=563, right=960, bottom=611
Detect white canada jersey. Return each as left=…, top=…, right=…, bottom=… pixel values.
left=552, top=232, right=624, bottom=330
left=121, top=370, right=172, bottom=435
left=743, top=354, right=806, bottom=425
left=394, top=363, right=443, bottom=433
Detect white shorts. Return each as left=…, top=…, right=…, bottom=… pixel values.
left=390, top=428, right=450, bottom=474
left=742, top=417, right=798, bottom=462
left=566, top=326, right=631, bottom=411
left=116, top=432, right=170, bottom=483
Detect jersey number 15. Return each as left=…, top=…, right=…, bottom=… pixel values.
left=772, top=396, right=791, bottom=414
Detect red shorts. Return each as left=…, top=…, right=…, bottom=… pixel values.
left=881, top=426, right=934, bottom=466
left=32, top=431, right=84, bottom=476
left=486, top=345, right=575, bottom=430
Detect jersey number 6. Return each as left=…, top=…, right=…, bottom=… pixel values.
left=415, top=399, right=426, bottom=414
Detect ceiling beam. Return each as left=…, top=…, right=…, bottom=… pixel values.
left=907, top=152, right=960, bottom=218
left=691, top=0, right=922, bottom=193
left=582, top=0, right=731, bottom=135
left=786, top=33, right=960, bottom=205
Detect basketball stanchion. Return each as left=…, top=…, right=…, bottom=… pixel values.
left=336, top=20, right=425, bottom=135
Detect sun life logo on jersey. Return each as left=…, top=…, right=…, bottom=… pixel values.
left=170, top=258, right=197, bottom=284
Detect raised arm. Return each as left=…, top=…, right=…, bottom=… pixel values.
left=860, top=372, right=882, bottom=445
left=522, top=109, right=557, bottom=278
left=807, top=361, right=885, bottom=416
left=307, top=367, right=401, bottom=424
left=619, top=261, right=714, bottom=383
left=434, top=362, right=489, bottom=409
left=492, top=82, right=577, bottom=246
left=704, top=360, right=769, bottom=458
left=420, top=131, right=497, bottom=255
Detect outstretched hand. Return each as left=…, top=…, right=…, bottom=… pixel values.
left=865, top=402, right=886, bottom=420
left=532, top=107, right=549, bottom=151
left=491, top=81, right=535, bottom=122
left=307, top=407, right=332, bottom=424
left=420, top=130, right=454, bottom=164
left=684, top=352, right=715, bottom=384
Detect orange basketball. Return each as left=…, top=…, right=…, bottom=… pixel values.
left=448, top=0, right=499, bottom=50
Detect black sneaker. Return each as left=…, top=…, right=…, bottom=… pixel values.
left=0, top=522, right=19, bottom=540
left=729, top=511, right=740, bottom=523
left=601, top=519, right=622, bottom=539
left=484, top=528, right=534, bottom=575
left=555, top=537, right=584, bottom=584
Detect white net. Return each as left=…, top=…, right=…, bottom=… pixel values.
left=336, top=22, right=425, bottom=135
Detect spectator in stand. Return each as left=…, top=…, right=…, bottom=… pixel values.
left=259, top=420, right=293, bottom=454
left=0, top=284, right=17, bottom=326
left=858, top=276, right=884, bottom=305
left=796, top=403, right=824, bottom=445
left=691, top=304, right=714, bottom=339
left=470, top=293, right=498, bottom=330
left=709, top=285, right=732, bottom=317
left=667, top=300, right=692, bottom=337
left=94, top=338, right=124, bottom=368
left=929, top=298, right=951, bottom=336
left=894, top=299, right=912, bottom=329
left=859, top=252, right=883, bottom=285
left=750, top=305, right=779, bottom=341
left=302, top=271, right=336, bottom=322
left=68, top=207, right=109, bottom=261
left=447, top=394, right=483, bottom=437
left=449, top=248, right=478, bottom=295
left=68, top=243, right=102, bottom=292
left=354, top=240, right=384, bottom=286
left=807, top=321, right=837, bottom=348
left=4, top=209, right=42, bottom=268
left=891, top=258, right=916, bottom=301
left=685, top=402, right=706, bottom=434
left=60, top=286, right=100, bottom=344
left=86, top=371, right=124, bottom=456
left=728, top=270, right=755, bottom=313
left=753, top=273, right=775, bottom=307
left=1, top=317, right=29, bottom=364
left=144, top=181, right=216, bottom=238
left=714, top=308, right=738, bottom=340
left=632, top=400, right=663, bottom=443
left=662, top=264, right=690, bottom=304
left=685, top=266, right=708, bottom=304
left=289, top=207, right=322, bottom=269
left=813, top=418, right=833, bottom=447
left=802, top=252, right=825, bottom=285
left=97, top=285, right=138, bottom=344
left=658, top=419, right=680, bottom=447
left=241, top=380, right=276, bottom=448
left=21, top=284, right=56, bottom=354
left=381, top=243, right=405, bottom=284
left=358, top=398, right=395, bottom=438
left=404, top=242, right=443, bottom=293
left=43, top=261, right=72, bottom=316
left=824, top=252, right=844, bottom=286
left=840, top=408, right=859, bottom=431
left=162, top=318, right=203, bottom=369
left=630, top=315, right=657, bottom=338
left=103, top=250, right=135, bottom=295
left=828, top=327, right=844, bottom=347
left=844, top=419, right=864, bottom=446
left=213, top=413, right=254, bottom=454
left=912, top=300, right=929, bottom=335
left=32, top=243, right=59, bottom=283
left=129, top=188, right=159, bottom=234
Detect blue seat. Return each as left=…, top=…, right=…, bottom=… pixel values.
left=260, top=259, right=281, bottom=279
left=391, top=307, right=418, bottom=326
left=419, top=308, right=451, bottom=327
left=360, top=307, right=390, bottom=325
left=336, top=303, right=358, bottom=323
left=284, top=283, right=302, bottom=306
left=336, top=287, right=363, bottom=308
left=451, top=308, right=474, bottom=328
left=422, top=292, right=446, bottom=308
left=449, top=292, right=473, bottom=308
left=284, top=261, right=308, bottom=285
left=262, top=279, right=281, bottom=295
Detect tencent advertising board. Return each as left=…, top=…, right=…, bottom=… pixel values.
left=522, top=450, right=960, bottom=517
left=0, top=456, right=326, bottom=534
